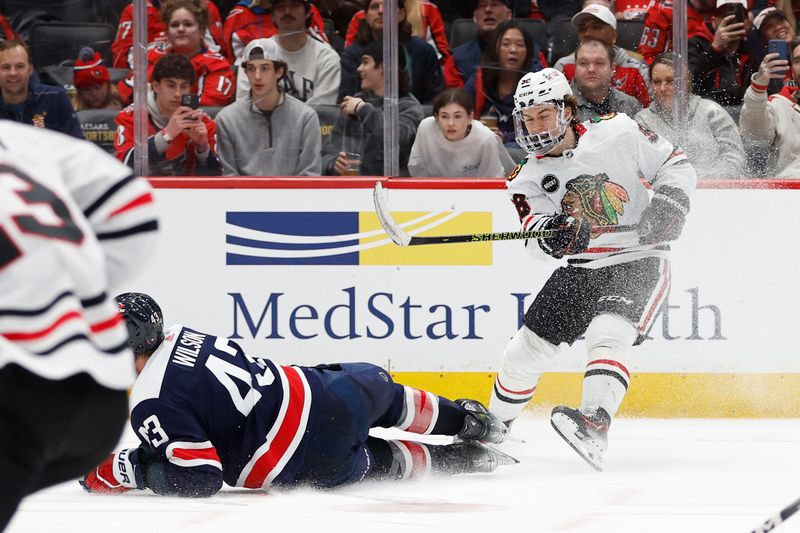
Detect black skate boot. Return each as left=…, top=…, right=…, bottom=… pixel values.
left=550, top=405, right=610, bottom=472
left=429, top=441, right=519, bottom=475
left=455, top=399, right=509, bottom=444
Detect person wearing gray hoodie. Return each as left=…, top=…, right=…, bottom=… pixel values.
left=215, top=39, right=321, bottom=176
left=635, top=53, right=746, bottom=179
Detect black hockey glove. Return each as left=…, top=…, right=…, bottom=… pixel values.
left=638, top=185, right=690, bottom=245
left=538, top=214, right=590, bottom=259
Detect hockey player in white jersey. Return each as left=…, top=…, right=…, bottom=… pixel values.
left=489, top=68, right=696, bottom=470
left=0, top=122, right=158, bottom=531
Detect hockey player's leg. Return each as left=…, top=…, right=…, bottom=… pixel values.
left=375, top=383, right=508, bottom=444
left=489, top=326, right=560, bottom=424
left=363, top=437, right=518, bottom=482
left=551, top=313, right=637, bottom=470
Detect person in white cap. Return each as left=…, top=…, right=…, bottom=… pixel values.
left=234, top=0, right=341, bottom=106
left=751, top=6, right=796, bottom=94
left=688, top=0, right=760, bottom=106
left=739, top=37, right=800, bottom=179
left=489, top=67, right=696, bottom=471
left=214, top=38, right=322, bottom=176
left=553, top=3, right=651, bottom=107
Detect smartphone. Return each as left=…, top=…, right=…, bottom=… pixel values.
left=768, top=39, right=790, bottom=73
left=727, top=3, right=746, bottom=24
left=180, top=93, right=200, bottom=109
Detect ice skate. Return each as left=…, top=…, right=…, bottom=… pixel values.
left=550, top=405, right=610, bottom=472
left=455, top=399, right=509, bottom=444
left=430, top=441, right=519, bottom=475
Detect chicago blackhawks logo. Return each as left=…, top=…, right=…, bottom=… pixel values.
left=506, top=158, right=527, bottom=181
left=561, top=173, right=629, bottom=236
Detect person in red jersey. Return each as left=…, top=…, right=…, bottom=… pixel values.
left=638, top=0, right=715, bottom=65
left=118, top=0, right=235, bottom=106
left=115, top=54, right=220, bottom=176
left=223, top=0, right=328, bottom=63
left=111, top=0, right=228, bottom=69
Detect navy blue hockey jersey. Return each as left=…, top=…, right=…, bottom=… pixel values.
left=127, top=324, right=316, bottom=494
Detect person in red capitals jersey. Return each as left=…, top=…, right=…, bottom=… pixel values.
left=489, top=68, right=696, bottom=471
left=80, top=292, right=515, bottom=497
left=0, top=123, right=158, bottom=532
left=118, top=0, right=235, bottom=107
left=223, top=0, right=328, bottom=64
left=111, top=0, right=229, bottom=69
left=638, top=0, right=715, bottom=65
left=115, top=54, right=220, bottom=176
left=554, top=4, right=651, bottom=106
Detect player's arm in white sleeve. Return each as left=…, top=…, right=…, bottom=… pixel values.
left=626, top=116, right=697, bottom=244
left=57, top=134, right=159, bottom=288
left=629, top=116, right=697, bottom=198
left=507, top=169, right=563, bottom=261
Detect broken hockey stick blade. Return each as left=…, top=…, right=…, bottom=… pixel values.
left=373, top=182, right=637, bottom=247
left=751, top=497, right=800, bottom=533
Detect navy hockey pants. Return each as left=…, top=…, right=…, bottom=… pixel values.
left=294, top=362, right=399, bottom=488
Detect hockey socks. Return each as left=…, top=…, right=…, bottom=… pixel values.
left=386, top=385, right=468, bottom=436
left=581, top=359, right=630, bottom=417
left=365, top=438, right=518, bottom=481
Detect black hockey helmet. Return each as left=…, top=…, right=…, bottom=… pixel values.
left=115, top=292, right=164, bottom=354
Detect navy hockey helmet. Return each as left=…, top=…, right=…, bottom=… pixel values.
left=115, top=292, right=164, bottom=354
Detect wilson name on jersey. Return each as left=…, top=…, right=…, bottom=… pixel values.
left=129, top=325, right=314, bottom=494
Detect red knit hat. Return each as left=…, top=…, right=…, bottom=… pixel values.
left=73, top=47, right=110, bottom=89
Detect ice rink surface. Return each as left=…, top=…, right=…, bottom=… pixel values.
left=8, top=416, right=800, bottom=533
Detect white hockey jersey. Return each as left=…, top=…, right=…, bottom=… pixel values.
left=506, top=113, right=696, bottom=269
left=0, top=122, right=159, bottom=389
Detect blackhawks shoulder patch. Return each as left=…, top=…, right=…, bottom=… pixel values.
left=589, top=113, right=617, bottom=123
left=506, top=158, right=528, bottom=181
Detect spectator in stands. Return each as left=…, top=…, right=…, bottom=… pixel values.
left=223, top=0, right=328, bottom=63
left=635, top=53, right=745, bottom=178
left=71, top=47, right=123, bottom=111
left=114, top=54, right=220, bottom=176
left=688, top=0, right=760, bottom=106
left=112, top=0, right=229, bottom=69
left=739, top=37, right=800, bottom=178
left=464, top=20, right=546, bottom=146
left=323, top=41, right=424, bottom=176
left=339, top=0, right=443, bottom=104
left=345, top=0, right=457, bottom=86
left=235, top=0, right=340, bottom=106
left=408, top=87, right=514, bottom=177
left=216, top=39, right=321, bottom=176
left=638, top=0, right=715, bottom=65
left=118, top=0, right=236, bottom=107
left=555, top=3, right=650, bottom=106
left=572, top=38, right=641, bottom=121
left=749, top=7, right=796, bottom=93
left=0, top=41, right=83, bottom=139
left=444, top=0, right=513, bottom=88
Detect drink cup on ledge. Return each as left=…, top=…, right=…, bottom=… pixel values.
left=343, top=152, right=361, bottom=176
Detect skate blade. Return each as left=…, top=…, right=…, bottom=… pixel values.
left=479, top=442, right=520, bottom=466
left=550, top=414, right=603, bottom=472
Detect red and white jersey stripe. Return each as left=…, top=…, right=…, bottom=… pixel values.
left=236, top=365, right=312, bottom=488
left=0, top=122, right=158, bottom=389
left=167, top=441, right=223, bottom=470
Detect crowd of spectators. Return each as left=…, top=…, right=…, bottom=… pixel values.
left=0, top=0, right=797, bottom=179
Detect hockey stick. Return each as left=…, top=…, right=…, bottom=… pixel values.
left=373, top=182, right=637, bottom=247
left=751, top=497, right=800, bottom=532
